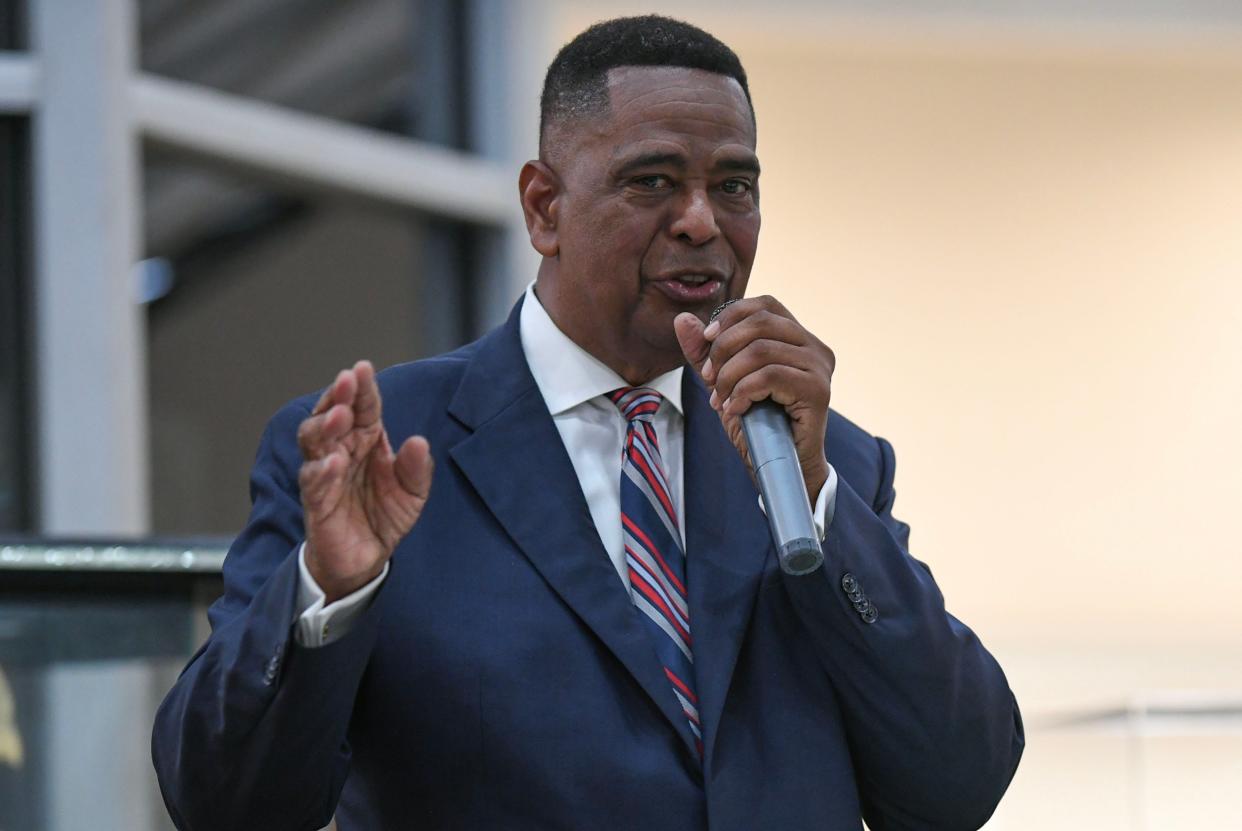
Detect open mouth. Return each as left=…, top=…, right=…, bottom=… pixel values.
left=672, top=274, right=712, bottom=286
left=654, top=274, right=726, bottom=303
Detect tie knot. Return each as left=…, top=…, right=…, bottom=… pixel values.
left=608, top=386, right=663, bottom=422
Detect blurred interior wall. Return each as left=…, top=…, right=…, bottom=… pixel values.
left=734, top=30, right=1242, bottom=654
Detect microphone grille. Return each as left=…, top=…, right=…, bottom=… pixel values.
left=709, top=299, right=742, bottom=322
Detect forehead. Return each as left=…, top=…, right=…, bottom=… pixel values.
left=588, top=66, right=756, bottom=155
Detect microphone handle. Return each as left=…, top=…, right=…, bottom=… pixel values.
left=741, top=401, right=825, bottom=575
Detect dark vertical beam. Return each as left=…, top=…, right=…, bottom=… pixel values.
left=410, top=0, right=481, bottom=353
left=0, top=0, right=27, bottom=50
left=412, top=0, right=479, bottom=352
left=0, top=117, right=33, bottom=532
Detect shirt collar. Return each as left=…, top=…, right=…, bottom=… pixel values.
left=519, top=283, right=684, bottom=417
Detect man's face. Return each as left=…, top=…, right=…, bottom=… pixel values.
left=537, top=65, right=760, bottom=380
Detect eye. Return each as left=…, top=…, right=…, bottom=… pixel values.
left=631, top=174, right=671, bottom=190
left=721, top=178, right=752, bottom=195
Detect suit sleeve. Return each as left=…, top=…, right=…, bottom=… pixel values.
left=781, top=435, right=1024, bottom=830
left=151, top=401, right=385, bottom=831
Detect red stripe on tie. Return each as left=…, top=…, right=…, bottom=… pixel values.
left=642, top=421, right=660, bottom=452
left=630, top=570, right=692, bottom=644
left=628, top=443, right=678, bottom=525
left=628, top=401, right=659, bottom=418
left=630, top=432, right=672, bottom=498
left=621, top=513, right=686, bottom=596
left=625, top=544, right=689, bottom=626
left=664, top=667, right=698, bottom=705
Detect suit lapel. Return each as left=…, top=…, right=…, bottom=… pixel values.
left=681, top=371, right=773, bottom=767
left=446, top=301, right=699, bottom=757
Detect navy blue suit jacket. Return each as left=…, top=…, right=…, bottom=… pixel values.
left=153, top=299, right=1023, bottom=830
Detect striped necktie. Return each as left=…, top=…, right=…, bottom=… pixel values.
left=608, top=386, right=701, bottom=757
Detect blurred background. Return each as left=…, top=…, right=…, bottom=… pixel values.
left=1, top=0, right=1239, bottom=828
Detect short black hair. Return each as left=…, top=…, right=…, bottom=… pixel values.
left=539, top=15, right=752, bottom=153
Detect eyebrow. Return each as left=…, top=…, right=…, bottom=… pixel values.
left=715, top=156, right=761, bottom=176
left=612, top=152, right=761, bottom=177
left=613, top=152, right=686, bottom=177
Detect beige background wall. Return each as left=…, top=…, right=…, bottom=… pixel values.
left=558, top=6, right=1242, bottom=827
left=741, top=32, right=1242, bottom=652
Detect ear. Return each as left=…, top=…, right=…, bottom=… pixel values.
left=518, top=160, right=561, bottom=257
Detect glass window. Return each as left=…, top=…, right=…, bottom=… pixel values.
left=138, top=0, right=419, bottom=136
left=143, top=154, right=440, bottom=536
left=0, top=117, right=32, bottom=533
left=0, top=559, right=223, bottom=831
left=139, top=0, right=487, bottom=537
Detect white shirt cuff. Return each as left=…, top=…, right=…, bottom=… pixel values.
left=294, top=542, right=389, bottom=647
left=811, top=463, right=839, bottom=541
left=755, top=463, right=839, bottom=542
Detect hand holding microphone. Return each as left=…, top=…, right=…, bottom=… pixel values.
left=673, top=297, right=836, bottom=574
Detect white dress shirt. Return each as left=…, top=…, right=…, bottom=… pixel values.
left=294, top=285, right=838, bottom=646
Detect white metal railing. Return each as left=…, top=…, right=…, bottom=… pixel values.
left=133, top=73, right=516, bottom=225
left=0, top=542, right=227, bottom=573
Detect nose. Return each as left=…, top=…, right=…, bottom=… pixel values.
left=668, top=187, right=720, bottom=246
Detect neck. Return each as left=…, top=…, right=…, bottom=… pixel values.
left=533, top=272, right=682, bottom=386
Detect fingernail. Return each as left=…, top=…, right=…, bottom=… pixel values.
left=709, top=390, right=719, bottom=410
left=722, top=396, right=733, bottom=412
left=702, top=358, right=713, bottom=380
left=704, top=321, right=719, bottom=339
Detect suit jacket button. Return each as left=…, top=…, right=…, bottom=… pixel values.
left=841, top=573, right=859, bottom=594
left=848, top=590, right=864, bottom=604
left=860, top=605, right=879, bottom=624
left=263, top=655, right=280, bottom=685
left=853, top=598, right=870, bottom=613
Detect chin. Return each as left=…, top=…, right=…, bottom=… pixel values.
left=640, top=326, right=688, bottom=366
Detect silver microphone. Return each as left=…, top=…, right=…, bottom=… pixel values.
left=710, top=301, right=824, bottom=575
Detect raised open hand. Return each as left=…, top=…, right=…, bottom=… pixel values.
left=296, top=360, right=433, bottom=602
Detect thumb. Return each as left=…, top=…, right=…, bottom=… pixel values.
left=673, top=312, right=710, bottom=377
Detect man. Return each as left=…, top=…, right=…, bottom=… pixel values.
left=153, top=16, right=1022, bottom=830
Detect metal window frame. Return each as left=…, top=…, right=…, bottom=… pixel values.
left=0, top=50, right=36, bottom=111
left=16, top=0, right=547, bottom=539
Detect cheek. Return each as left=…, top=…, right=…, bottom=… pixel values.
left=567, top=198, right=653, bottom=260
left=723, top=213, right=761, bottom=267
left=591, top=215, right=665, bottom=281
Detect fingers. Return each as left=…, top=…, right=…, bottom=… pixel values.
left=351, top=360, right=382, bottom=429
left=311, top=367, right=357, bottom=416
left=393, top=436, right=434, bottom=500
left=709, top=338, right=816, bottom=407
left=298, top=448, right=349, bottom=516
left=702, top=309, right=807, bottom=385
left=298, top=403, right=355, bottom=460
left=718, top=365, right=819, bottom=417
left=299, top=360, right=382, bottom=460
left=695, top=295, right=834, bottom=418
left=703, top=295, right=794, bottom=342
left=673, top=313, right=710, bottom=375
